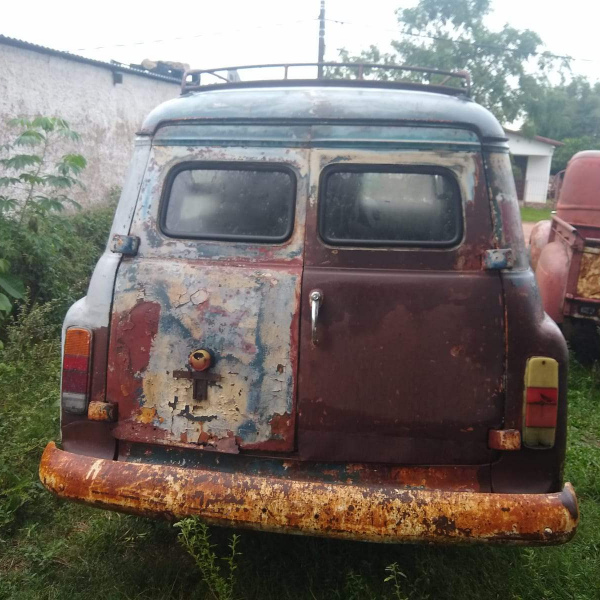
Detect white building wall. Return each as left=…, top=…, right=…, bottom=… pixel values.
left=524, top=155, right=553, bottom=205
left=505, top=131, right=557, bottom=205
left=0, top=42, right=180, bottom=206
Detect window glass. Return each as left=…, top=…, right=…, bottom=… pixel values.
left=162, top=166, right=295, bottom=241
left=320, top=168, right=462, bottom=246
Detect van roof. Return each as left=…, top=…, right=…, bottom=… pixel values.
left=139, top=84, right=507, bottom=142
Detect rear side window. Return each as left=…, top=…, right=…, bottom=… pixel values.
left=161, top=164, right=296, bottom=242
left=319, top=166, right=463, bottom=247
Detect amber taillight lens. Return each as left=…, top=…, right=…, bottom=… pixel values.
left=61, top=327, right=92, bottom=415
left=523, top=357, right=559, bottom=449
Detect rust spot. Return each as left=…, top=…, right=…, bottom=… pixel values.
left=136, top=407, right=157, bottom=424
left=241, top=413, right=294, bottom=452
left=87, top=401, right=117, bottom=422
left=40, top=442, right=579, bottom=545
left=577, top=249, right=600, bottom=299
left=106, top=301, right=161, bottom=413
left=488, top=429, right=521, bottom=451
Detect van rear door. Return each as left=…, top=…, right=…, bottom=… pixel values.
left=106, top=141, right=308, bottom=453
left=298, top=145, right=505, bottom=465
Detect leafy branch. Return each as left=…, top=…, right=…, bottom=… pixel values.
left=0, top=116, right=86, bottom=324
left=0, top=117, right=86, bottom=223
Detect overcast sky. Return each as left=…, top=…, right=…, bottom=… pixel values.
left=2, top=0, right=599, bottom=82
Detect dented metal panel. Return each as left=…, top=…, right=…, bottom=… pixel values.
left=40, top=442, right=578, bottom=545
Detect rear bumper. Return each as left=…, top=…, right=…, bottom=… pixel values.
left=40, top=442, right=578, bottom=545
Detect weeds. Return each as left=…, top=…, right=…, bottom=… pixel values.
left=175, top=519, right=241, bottom=600
left=384, top=563, right=409, bottom=600
left=0, top=301, right=61, bottom=531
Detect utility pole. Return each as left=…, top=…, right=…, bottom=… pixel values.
left=317, top=0, right=325, bottom=78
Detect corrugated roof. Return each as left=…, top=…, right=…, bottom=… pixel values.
left=0, top=34, right=180, bottom=84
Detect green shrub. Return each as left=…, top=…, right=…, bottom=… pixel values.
left=0, top=199, right=115, bottom=338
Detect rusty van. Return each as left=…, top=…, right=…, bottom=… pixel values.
left=39, top=63, right=578, bottom=545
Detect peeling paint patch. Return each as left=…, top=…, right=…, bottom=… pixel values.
left=109, top=259, right=301, bottom=453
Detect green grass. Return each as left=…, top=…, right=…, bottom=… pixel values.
left=1, top=322, right=599, bottom=599
left=520, top=205, right=554, bottom=222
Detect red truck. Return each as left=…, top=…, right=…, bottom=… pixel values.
left=530, top=151, right=600, bottom=360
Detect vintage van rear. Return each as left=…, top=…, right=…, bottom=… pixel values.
left=40, top=65, right=578, bottom=544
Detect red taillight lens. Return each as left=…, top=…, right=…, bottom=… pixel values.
left=62, top=327, right=92, bottom=415
left=523, top=357, right=559, bottom=448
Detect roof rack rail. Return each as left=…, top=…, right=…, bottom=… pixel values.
left=181, top=62, right=471, bottom=97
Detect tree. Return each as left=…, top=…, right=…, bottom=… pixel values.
left=522, top=77, right=600, bottom=141
left=336, top=0, right=566, bottom=124
left=551, top=137, right=600, bottom=173
left=0, top=117, right=86, bottom=322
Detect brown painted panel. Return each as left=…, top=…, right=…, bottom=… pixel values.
left=297, top=268, right=505, bottom=464
left=491, top=270, right=568, bottom=493
left=297, top=149, right=504, bottom=465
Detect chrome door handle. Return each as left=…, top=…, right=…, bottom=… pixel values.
left=309, top=289, right=323, bottom=345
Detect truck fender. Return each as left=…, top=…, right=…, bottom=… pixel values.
left=535, top=240, right=570, bottom=323
left=529, top=219, right=552, bottom=272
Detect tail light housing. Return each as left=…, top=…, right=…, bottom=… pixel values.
left=523, top=357, right=559, bottom=448
left=62, top=327, right=92, bottom=415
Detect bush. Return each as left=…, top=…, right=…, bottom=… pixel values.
left=0, top=199, right=115, bottom=338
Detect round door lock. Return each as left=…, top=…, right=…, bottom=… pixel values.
left=189, top=349, right=212, bottom=371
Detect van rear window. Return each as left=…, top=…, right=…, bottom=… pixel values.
left=161, top=164, right=295, bottom=242
left=319, top=166, right=462, bottom=247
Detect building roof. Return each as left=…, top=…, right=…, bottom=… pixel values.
left=0, top=34, right=180, bottom=84
left=140, top=84, right=508, bottom=141
left=503, top=128, right=563, bottom=147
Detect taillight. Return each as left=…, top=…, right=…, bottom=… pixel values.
left=523, top=357, right=559, bottom=448
left=62, top=327, right=92, bottom=415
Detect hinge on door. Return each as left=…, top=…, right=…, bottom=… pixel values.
left=110, top=234, right=140, bottom=256
left=483, top=248, right=513, bottom=270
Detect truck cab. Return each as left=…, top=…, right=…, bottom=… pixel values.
left=40, top=64, right=578, bottom=544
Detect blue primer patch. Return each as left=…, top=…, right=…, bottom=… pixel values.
left=246, top=279, right=268, bottom=415
left=237, top=419, right=258, bottom=440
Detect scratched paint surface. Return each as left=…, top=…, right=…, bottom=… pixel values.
left=108, top=260, right=301, bottom=451
left=106, top=144, right=308, bottom=453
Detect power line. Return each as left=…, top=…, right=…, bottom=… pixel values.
left=325, top=18, right=597, bottom=64
left=67, top=19, right=318, bottom=52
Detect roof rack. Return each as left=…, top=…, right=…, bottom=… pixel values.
left=181, top=62, right=471, bottom=97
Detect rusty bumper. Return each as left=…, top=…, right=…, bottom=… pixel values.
left=40, top=442, right=578, bottom=545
